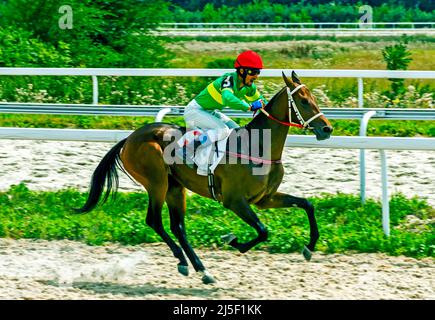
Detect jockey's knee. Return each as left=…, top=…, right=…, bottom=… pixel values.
left=216, top=127, right=230, bottom=140
left=203, top=127, right=230, bottom=143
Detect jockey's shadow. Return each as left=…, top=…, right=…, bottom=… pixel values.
left=41, top=280, right=223, bottom=297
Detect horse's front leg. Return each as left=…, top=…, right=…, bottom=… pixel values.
left=222, top=197, right=268, bottom=254
left=255, top=192, right=319, bottom=261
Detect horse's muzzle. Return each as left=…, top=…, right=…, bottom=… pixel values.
left=313, top=125, right=333, bottom=141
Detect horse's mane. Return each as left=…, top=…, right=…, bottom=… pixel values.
left=264, top=86, right=286, bottom=111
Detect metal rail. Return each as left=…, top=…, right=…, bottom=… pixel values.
left=0, top=103, right=434, bottom=121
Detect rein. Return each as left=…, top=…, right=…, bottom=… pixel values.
left=259, top=84, right=324, bottom=129
left=259, top=108, right=303, bottom=128
left=225, top=151, right=282, bottom=165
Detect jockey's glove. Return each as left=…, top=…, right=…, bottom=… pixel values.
left=250, top=99, right=263, bottom=111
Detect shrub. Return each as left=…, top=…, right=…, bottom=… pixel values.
left=382, top=36, right=413, bottom=97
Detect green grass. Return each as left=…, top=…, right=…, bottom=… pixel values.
left=0, top=184, right=433, bottom=258
left=167, top=38, right=435, bottom=70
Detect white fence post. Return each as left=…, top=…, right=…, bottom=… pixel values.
left=358, top=77, right=364, bottom=108
left=359, top=110, right=376, bottom=204
left=380, top=150, right=390, bottom=236
left=92, top=76, right=99, bottom=105
left=155, top=108, right=172, bottom=122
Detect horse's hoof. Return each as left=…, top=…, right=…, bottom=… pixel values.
left=302, top=246, right=312, bottom=261
left=221, top=233, right=236, bottom=244
left=177, top=264, right=189, bottom=276
left=199, top=270, right=216, bottom=285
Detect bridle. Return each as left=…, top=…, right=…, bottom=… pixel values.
left=259, top=84, right=324, bottom=129
left=223, top=83, right=325, bottom=167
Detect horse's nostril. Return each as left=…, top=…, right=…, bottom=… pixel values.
left=323, top=126, right=333, bottom=133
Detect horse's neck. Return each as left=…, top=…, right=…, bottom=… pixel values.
left=245, top=93, right=289, bottom=161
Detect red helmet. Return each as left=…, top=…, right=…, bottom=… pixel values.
left=234, top=50, right=264, bottom=69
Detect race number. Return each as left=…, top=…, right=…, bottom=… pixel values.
left=221, top=75, right=234, bottom=89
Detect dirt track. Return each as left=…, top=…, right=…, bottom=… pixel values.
left=0, top=238, right=433, bottom=300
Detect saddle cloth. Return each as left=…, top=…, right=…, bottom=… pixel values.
left=176, top=129, right=233, bottom=176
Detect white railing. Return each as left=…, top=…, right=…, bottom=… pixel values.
left=0, top=126, right=433, bottom=236
left=155, top=22, right=435, bottom=36
left=158, top=22, right=435, bottom=29
left=1, top=68, right=434, bottom=106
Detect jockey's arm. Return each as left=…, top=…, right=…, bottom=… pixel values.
left=222, top=88, right=251, bottom=111
left=245, top=85, right=268, bottom=108
left=220, top=74, right=267, bottom=112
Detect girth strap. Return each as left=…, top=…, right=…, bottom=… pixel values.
left=207, top=141, right=220, bottom=202
left=207, top=168, right=218, bottom=201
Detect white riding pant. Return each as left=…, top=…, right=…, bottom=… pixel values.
left=183, top=99, right=239, bottom=142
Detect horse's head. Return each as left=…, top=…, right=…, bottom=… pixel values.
left=281, top=71, right=333, bottom=140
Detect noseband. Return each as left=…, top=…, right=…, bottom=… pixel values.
left=260, top=84, right=324, bottom=129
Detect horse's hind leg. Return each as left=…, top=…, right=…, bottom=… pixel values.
left=121, top=142, right=188, bottom=275
left=166, top=175, right=215, bottom=284
left=146, top=188, right=191, bottom=273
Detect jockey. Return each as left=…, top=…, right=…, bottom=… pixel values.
left=181, top=50, right=268, bottom=150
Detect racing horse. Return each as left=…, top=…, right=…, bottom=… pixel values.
left=77, top=71, right=333, bottom=284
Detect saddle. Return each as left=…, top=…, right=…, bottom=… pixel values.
left=175, top=128, right=231, bottom=176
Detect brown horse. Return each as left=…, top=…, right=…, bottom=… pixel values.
left=78, top=71, right=333, bottom=284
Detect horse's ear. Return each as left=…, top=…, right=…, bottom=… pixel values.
left=291, top=70, right=301, bottom=84
left=282, top=71, right=294, bottom=88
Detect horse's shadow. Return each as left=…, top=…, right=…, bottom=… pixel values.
left=41, top=280, right=222, bottom=298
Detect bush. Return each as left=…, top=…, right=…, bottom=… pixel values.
left=167, top=1, right=435, bottom=23
left=0, top=0, right=172, bottom=68
left=382, top=36, right=413, bottom=97
left=206, top=58, right=234, bottom=69
left=0, top=27, right=72, bottom=67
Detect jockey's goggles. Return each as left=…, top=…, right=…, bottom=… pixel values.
left=246, top=68, right=261, bottom=76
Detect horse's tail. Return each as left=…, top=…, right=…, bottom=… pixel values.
left=76, top=138, right=127, bottom=213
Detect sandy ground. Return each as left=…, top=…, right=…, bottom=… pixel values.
left=0, top=139, right=433, bottom=300
left=0, top=238, right=433, bottom=300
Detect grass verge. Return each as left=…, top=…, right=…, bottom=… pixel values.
left=0, top=183, right=433, bottom=258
